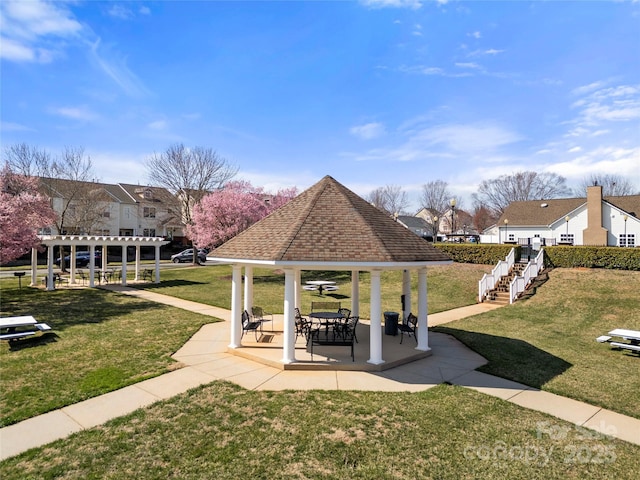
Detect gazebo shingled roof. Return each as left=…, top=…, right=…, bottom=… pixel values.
left=211, top=175, right=451, bottom=264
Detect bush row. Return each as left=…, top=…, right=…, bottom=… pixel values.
left=433, top=243, right=640, bottom=271
left=433, top=244, right=518, bottom=265
left=544, top=246, right=640, bottom=270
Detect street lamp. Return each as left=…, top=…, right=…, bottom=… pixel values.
left=623, top=214, right=628, bottom=247
left=565, top=215, right=570, bottom=235
left=450, top=198, right=456, bottom=236
left=433, top=216, right=438, bottom=243
left=504, top=218, right=509, bottom=243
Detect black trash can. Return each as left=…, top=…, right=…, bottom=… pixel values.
left=384, top=312, right=399, bottom=336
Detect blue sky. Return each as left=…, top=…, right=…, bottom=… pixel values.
left=2, top=0, right=639, bottom=212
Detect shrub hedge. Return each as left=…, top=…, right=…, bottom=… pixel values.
left=433, top=243, right=640, bottom=271
left=433, top=243, right=519, bottom=265
left=544, top=246, right=640, bottom=270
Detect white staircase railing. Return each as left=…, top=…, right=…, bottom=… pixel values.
left=478, top=248, right=516, bottom=302
left=509, top=248, right=545, bottom=304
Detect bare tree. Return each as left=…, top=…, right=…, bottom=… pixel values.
left=420, top=180, right=452, bottom=216
left=473, top=171, right=570, bottom=216
left=4, top=143, right=51, bottom=176
left=145, top=143, right=237, bottom=262
left=3, top=144, right=107, bottom=271
left=365, top=184, right=410, bottom=216
left=574, top=174, right=638, bottom=197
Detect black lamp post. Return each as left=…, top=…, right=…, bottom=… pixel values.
left=623, top=214, right=628, bottom=246
left=450, top=198, right=456, bottom=237
left=433, top=216, right=438, bottom=243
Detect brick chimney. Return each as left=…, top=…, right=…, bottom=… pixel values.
left=582, top=185, right=608, bottom=245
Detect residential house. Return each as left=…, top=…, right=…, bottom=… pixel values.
left=396, top=215, right=432, bottom=239
left=487, top=185, right=640, bottom=247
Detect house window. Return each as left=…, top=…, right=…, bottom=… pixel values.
left=143, top=190, right=153, bottom=199
left=102, top=210, right=110, bottom=218
left=560, top=233, right=574, bottom=245
left=507, top=233, right=515, bottom=242
left=143, top=207, right=156, bottom=218
left=143, top=228, right=156, bottom=237
left=620, top=234, right=635, bottom=247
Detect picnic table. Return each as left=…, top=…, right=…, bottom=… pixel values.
left=0, top=316, right=52, bottom=341
left=597, top=328, right=640, bottom=354
left=305, top=280, right=337, bottom=296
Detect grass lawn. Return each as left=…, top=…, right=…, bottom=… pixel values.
left=137, top=263, right=489, bottom=317
left=1, top=382, right=638, bottom=479
left=434, top=268, right=640, bottom=419
left=0, top=280, right=216, bottom=427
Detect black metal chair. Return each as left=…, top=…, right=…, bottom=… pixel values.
left=242, top=310, right=262, bottom=341
left=398, top=313, right=417, bottom=344
left=336, top=315, right=359, bottom=343
left=251, top=306, right=273, bottom=331
left=294, top=308, right=311, bottom=341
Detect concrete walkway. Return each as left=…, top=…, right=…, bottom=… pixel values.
left=1, top=288, right=638, bottom=460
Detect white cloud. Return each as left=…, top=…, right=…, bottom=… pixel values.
left=350, top=122, right=386, bottom=140
left=468, top=31, right=482, bottom=39
left=455, top=62, right=481, bottom=69
left=139, top=6, right=151, bottom=15
left=148, top=120, right=167, bottom=130
left=108, top=5, right=134, bottom=20
left=359, top=0, right=422, bottom=9
left=88, top=38, right=150, bottom=98
left=568, top=146, right=582, bottom=153
left=0, top=0, right=82, bottom=63
left=546, top=146, right=640, bottom=184
left=50, top=106, right=99, bottom=121
left=0, top=121, right=33, bottom=132
left=569, top=83, right=640, bottom=132
left=469, top=48, right=505, bottom=56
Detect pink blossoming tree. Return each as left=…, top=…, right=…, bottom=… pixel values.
left=0, top=167, right=57, bottom=264
left=187, top=181, right=297, bottom=249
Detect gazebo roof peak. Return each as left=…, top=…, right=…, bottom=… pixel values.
left=210, top=175, right=451, bottom=266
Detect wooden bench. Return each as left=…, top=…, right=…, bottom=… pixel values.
left=308, top=327, right=355, bottom=362
left=610, top=342, right=640, bottom=353
left=311, top=301, right=341, bottom=312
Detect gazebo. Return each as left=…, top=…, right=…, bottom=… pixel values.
left=208, top=176, right=452, bottom=367
left=34, top=235, right=170, bottom=290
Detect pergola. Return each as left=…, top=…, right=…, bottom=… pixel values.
left=208, top=176, right=452, bottom=366
left=34, top=235, right=170, bottom=290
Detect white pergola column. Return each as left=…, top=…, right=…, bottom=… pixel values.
left=89, top=245, right=96, bottom=287
left=70, top=245, right=77, bottom=284
left=416, top=267, right=429, bottom=351
left=402, top=269, right=412, bottom=320
left=229, top=265, right=243, bottom=349
left=351, top=270, right=360, bottom=317
left=243, top=266, right=253, bottom=314
left=134, top=245, right=141, bottom=282
left=121, top=245, right=127, bottom=285
left=294, top=269, right=302, bottom=309
left=30, top=248, right=37, bottom=286
left=154, top=245, right=161, bottom=283
left=368, top=270, right=384, bottom=365
left=101, top=244, right=108, bottom=272
left=282, top=268, right=296, bottom=364
left=46, top=246, right=54, bottom=291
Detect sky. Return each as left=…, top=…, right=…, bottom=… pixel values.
left=1, top=0, right=639, bottom=212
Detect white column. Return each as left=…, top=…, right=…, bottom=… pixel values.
left=368, top=270, right=384, bottom=365
left=294, top=269, right=301, bottom=309
left=351, top=270, right=360, bottom=317
left=89, top=245, right=96, bottom=287
left=282, top=268, right=296, bottom=364
left=135, top=245, right=141, bottom=282
left=154, top=246, right=161, bottom=283
left=229, top=265, right=243, bottom=349
left=243, top=266, right=253, bottom=314
left=121, top=245, right=127, bottom=286
left=101, top=244, right=108, bottom=271
left=30, top=248, right=37, bottom=286
left=416, top=267, right=429, bottom=351
left=402, top=269, right=412, bottom=320
left=46, top=246, right=54, bottom=291
left=70, top=245, right=77, bottom=284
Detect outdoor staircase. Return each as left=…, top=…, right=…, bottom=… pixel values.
left=485, top=263, right=526, bottom=305
left=478, top=248, right=546, bottom=305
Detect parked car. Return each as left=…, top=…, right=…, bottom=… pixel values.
left=171, top=249, right=207, bottom=263
left=55, top=251, right=101, bottom=267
